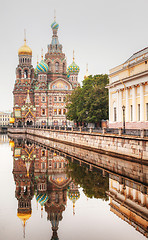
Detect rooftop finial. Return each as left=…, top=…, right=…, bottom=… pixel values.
left=37, top=55, right=39, bottom=64
left=54, top=9, right=56, bottom=21
left=73, top=50, right=75, bottom=62
left=24, top=29, right=26, bottom=44
left=41, top=49, right=43, bottom=60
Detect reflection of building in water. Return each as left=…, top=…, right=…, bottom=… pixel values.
left=12, top=139, right=35, bottom=238
left=107, top=174, right=148, bottom=238
left=68, top=181, right=80, bottom=215
left=0, top=134, right=9, bottom=144
left=11, top=138, right=80, bottom=239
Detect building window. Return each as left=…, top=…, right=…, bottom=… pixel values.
left=24, top=70, right=28, bottom=78
left=42, top=96, right=45, bottom=102
left=63, top=109, right=66, bottom=115
left=138, top=104, right=140, bottom=121
left=54, top=109, right=57, bottom=115
left=63, top=97, right=66, bottom=102
left=114, top=107, right=116, bottom=122
left=54, top=97, right=57, bottom=102
left=42, top=162, right=45, bottom=169
left=130, top=105, right=133, bottom=121
left=55, top=62, right=59, bottom=72
left=48, top=62, right=51, bottom=71
left=41, top=150, right=45, bottom=157
left=59, top=109, right=61, bottom=115
left=18, top=69, right=21, bottom=79
left=146, top=103, right=148, bottom=121
left=59, top=97, right=61, bottom=102
left=42, top=109, right=45, bottom=115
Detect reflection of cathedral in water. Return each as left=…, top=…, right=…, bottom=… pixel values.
left=107, top=174, right=148, bottom=238
left=10, top=138, right=80, bottom=239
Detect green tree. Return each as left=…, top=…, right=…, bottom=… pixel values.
left=67, top=161, right=109, bottom=200
left=66, top=74, right=109, bottom=126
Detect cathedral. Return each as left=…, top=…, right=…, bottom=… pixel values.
left=13, top=17, right=80, bottom=127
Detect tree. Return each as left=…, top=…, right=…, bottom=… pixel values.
left=67, top=161, right=109, bottom=200
left=66, top=74, right=109, bottom=126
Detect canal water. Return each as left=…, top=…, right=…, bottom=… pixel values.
left=0, top=134, right=147, bottom=240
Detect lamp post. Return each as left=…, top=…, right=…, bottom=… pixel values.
left=85, top=111, right=88, bottom=127
left=122, top=105, right=125, bottom=134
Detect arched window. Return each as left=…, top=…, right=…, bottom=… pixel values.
left=24, top=70, right=28, bottom=78
left=48, top=62, right=51, bottom=71
left=23, top=58, right=24, bottom=63
left=59, top=109, right=61, bottom=115
left=42, top=109, right=45, bottom=115
left=63, top=109, right=66, bottom=115
left=72, top=76, right=73, bottom=81
left=63, top=63, right=65, bottom=73
left=31, top=69, right=33, bottom=79
left=54, top=97, right=57, bottom=102
left=41, top=150, right=45, bottom=157
left=54, top=109, right=57, bottom=115
left=55, top=62, right=59, bottom=72
left=18, top=69, right=21, bottom=79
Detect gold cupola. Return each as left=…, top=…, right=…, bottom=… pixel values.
left=18, top=31, right=32, bottom=56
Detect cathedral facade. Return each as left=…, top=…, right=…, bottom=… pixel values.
left=13, top=18, right=80, bottom=127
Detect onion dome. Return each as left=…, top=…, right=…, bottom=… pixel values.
left=18, top=39, right=32, bottom=56
left=36, top=193, right=48, bottom=206
left=67, top=62, right=80, bottom=74
left=51, top=21, right=59, bottom=30
left=68, top=190, right=80, bottom=203
left=36, top=60, right=48, bottom=73
left=67, top=51, right=80, bottom=74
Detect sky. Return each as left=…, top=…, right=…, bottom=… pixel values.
left=1, top=0, right=148, bottom=112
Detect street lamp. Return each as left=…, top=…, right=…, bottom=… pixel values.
left=122, top=105, right=125, bottom=134
left=85, top=111, right=88, bottom=127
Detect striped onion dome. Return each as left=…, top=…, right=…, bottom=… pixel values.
left=36, top=60, right=48, bottom=73
left=67, top=61, right=80, bottom=74
left=36, top=193, right=48, bottom=206
left=51, top=21, right=59, bottom=29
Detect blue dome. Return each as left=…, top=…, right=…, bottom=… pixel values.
left=51, top=21, right=59, bottom=29
left=36, top=60, right=48, bottom=73
left=36, top=193, right=48, bottom=206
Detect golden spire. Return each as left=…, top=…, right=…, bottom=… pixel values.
left=41, top=49, right=43, bottom=60
left=73, top=202, right=75, bottom=215
left=84, top=63, right=89, bottom=79
left=73, top=50, right=75, bottom=62
left=54, top=9, right=56, bottom=21
left=24, top=29, right=26, bottom=44
left=37, top=55, right=39, bottom=64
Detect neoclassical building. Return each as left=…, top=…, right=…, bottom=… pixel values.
left=13, top=17, right=80, bottom=126
left=108, top=47, right=148, bottom=129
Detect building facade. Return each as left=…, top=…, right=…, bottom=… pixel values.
left=0, top=111, right=11, bottom=126
left=108, top=48, right=148, bottom=129
left=13, top=17, right=80, bottom=127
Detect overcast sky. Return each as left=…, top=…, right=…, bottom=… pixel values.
left=1, top=0, right=148, bottom=112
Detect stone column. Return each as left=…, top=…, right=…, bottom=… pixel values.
left=132, top=86, right=136, bottom=121
left=140, top=84, right=144, bottom=121
left=125, top=88, right=129, bottom=122
left=117, top=90, right=119, bottom=122
left=118, top=90, right=122, bottom=122
left=109, top=89, right=111, bottom=122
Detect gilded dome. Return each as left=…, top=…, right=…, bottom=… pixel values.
left=36, top=60, right=48, bottom=73
left=18, top=40, right=32, bottom=56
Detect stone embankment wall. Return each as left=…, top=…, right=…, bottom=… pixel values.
left=8, top=127, right=148, bottom=162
